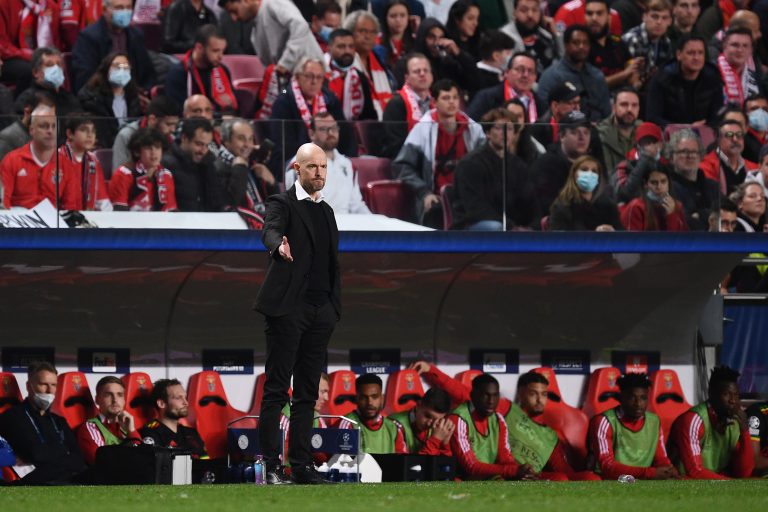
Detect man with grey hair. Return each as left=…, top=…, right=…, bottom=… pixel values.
left=666, top=128, right=719, bottom=230
left=267, top=57, right=357, bottom=181
left=14, top=48, right=82, bottom=122
left=219, top=0, right=323, bottom=75
left=343, top=10, right=393, bottom=120
left=71, top=0, right=157, bottom=92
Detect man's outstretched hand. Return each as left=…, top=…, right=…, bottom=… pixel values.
left=278, top=236, right=293, bottom=262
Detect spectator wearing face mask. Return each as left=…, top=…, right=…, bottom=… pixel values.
left=0, top=362, right=87, bottom=484
left=621, top=165, right=688, bottom=231
left=743, top=94, right=768, bottom=163
left=549, top=155, right=622, bottom=231
left=612, top=122, right=665, bottom=204
left=14, top=47, right=82, bottom=122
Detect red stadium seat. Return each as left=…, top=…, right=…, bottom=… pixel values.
left=365, top=180, right=416, bottom=222
left=353, top=120, right=382, bottom=155
left=384, top=369, right=424, bottom=415
left=222, top=55, right=265, bottom=92
left=581, top=367, right=622, bottom=419
left=94, top=149, right=113, bottom=179
left=531, top=367, right=564, bottom=405
left=440, top=184, right=454, bottom=230
left=648, top=369, right=691, bottom=439
left=61, top=52, right=72, bottom=91
left=0, top=373, right=22, bottom=414
left=349, top=157, right=392, bottom=195
left=248, top=373, right=267, bottom=416
left=134, top=21, right=163, bottom=52
left=186, top=371, right=246, bottom=459
left=121, top=372, right=155, bottom=430
left=51, top=372, right=97, bottom=429
left=540, top=215, right=550, bottom=231
left=234, top=88, right=257, bottom=118
left=326, top=370, right=357, bottom=417
left=454, top=369, right=482, bottom=389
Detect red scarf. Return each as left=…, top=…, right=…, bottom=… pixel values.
left=431, top=110, right=469, bottom=191
left=550, top=116, right=559, bottom=142
left=718, top=53, right=745, bottom=106
left=504, top=80, right=537, bottom=122
left=20, top=0, right=54, bottom=50
left=184, top=50, right=238, bottom=112
left=354, top=52, right=392, bottom=120
left=291, top=77, right=327, bottom=131
left=255, top=64, right=281, bottom=121
left=327, top=59, right=365, bottom=121
left=719, top=0, right=736, bottom=28
left=399, top=84, right=432, bottom=131
left=59, top=143, right=101, bottom=211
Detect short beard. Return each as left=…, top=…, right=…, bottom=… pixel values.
left=166, top=408, right=188, bottom=420
left=589, top=24, right=609, bottom=40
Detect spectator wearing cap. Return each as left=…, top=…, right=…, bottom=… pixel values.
left=549, top=154, right=623, bottom=231
left=620, top=0, right=674, bottom=91
left=584, top=0, right=638, bottom=90
left=597, top=87, right=642, bottom=175
left=646, top=34, right=723, bottom=127
left=500, top=0, right=561, bottom=72
left=700, top=119, right=758, bottom=196
left=612, top=121, right=665, bottom=204
left=665, top=128, right=719, bottom=230
left=467, top=52, right=544, bottom=123
left=452, top=108, right=538, bottom=230
left=621, top=165, right=688, bottom=231
left=531, top=110, right=594, bottom=213
left=162, top=0, right=219, bottom=54
left=537, top=25, right=611, bottom=122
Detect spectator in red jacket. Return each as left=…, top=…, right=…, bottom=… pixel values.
left=1, top=104, right=81, bottom=210
left=59, top=114, right=112, bottom=211
left=669, top=366, right=754, bottom=479
left=0, top=0, right=62, bottom=95
left=76, top=376, right=140, bottom=465
left=621, top=165, right=689, bottom=231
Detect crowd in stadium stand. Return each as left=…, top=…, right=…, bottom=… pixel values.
left=1, top=361, right=766, bottom=484
left=0, top=0, right=766, bottom=232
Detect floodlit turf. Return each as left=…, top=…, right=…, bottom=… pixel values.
left=1, top=481, right=766, bottom=511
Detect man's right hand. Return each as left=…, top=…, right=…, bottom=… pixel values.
left=423, top=193, right=440, bottom=212
left=408, top=361, right=431, bottom=374
left=431, top=417, right=455, bottom=443
left=515, top=464, right=539, bottom=480
left=653, top=465, right=678, bottom=480
left=278, top=236, right=293, bottom=262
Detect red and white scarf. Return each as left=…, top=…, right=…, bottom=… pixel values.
left=504, top=80, right=537, bottom=123
left=184, top=50, right=238, bottom=112
left=255, top=64, right=281, bottom=121
left=353, top=52, right=392, bottom=120
left=326, top=55, right=365, bottom=121
left=399, top=84, right=432, bottom=131
left=718, top=53, right=759, bottom=107
left=291, top=76, right=327, bottom=131
left=19, top=0, right=54, bottom=50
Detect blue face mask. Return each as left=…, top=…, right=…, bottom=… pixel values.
left=319, top=25, right=333, bottom=43
left=109, top=68, right=132, bottom=87
left=646, top=190, right=662, bottom=203
left=111, top=8, right=133, bottom=29
left=748, top=108, right=768, bottom=132
left=575, top=170, right=599, bottom=193
left=43, top=65, right=65, bottom=89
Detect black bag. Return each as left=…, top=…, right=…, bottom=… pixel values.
left=93, top=444, right=192, bottom=485
left=369, top=454, right=456, bottom=482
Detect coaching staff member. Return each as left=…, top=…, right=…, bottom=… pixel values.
left=255, top=142, right=340, bottom=485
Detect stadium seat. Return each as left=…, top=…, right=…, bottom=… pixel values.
left=222, top=55, right=265, bottom=92
left=581, top=367, right=622, bottom=419
left=247, top=373, right=267, bottom=416
left=365, top=180, right=416, bottom=222
left=454, top=369, right=482, bottom=389
left=234, top=88, right=256, bottom=118
left=186, top=371, right=246, bottom=459
left=150, top=84, right=165, bottom=99
left=384, top=369, right=424, bottom=415
left=0, top=373, right=22, bottom=414
left=540, top=215, right=550, bottom=231
left=353, top=120, right=382, bottom=155
left=648, top=369, right=691, bottom=439
left=349, top=157, right=392, bottom=195
left=61, top=52, right=72, bottom=92
left=440, top=184, right=454, bottom=230
left=664, top=124, right=716, bottom=151
left=94, top=149, right=113, bottom=180
left=121, top=372, right=155, bottom=430
left=51, top=372, right=96, bottom=429
left=134, top=21, right=163, bottom=52
left=531, top=367, right=565, bottom=405
left=326, top=370, right=357, bottom=417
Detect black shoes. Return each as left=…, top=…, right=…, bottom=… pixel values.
left=265, top=466, right=294, bottom=485
left=292, top=465, right=334, bottom=485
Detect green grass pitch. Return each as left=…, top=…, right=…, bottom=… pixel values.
left=1, top=481, right=767, bottom=512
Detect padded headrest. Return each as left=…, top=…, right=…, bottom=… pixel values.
left=547, top=392, right=561, bottom=402
left=334, top=394, right=355, bottom=405
left=64, top=395, right=94, bottom=408
left=656, top=393, right=684, bottom=404
left=130, top=396, right=155, bottom=409
left=199, top=396, right=227, bottom=407
left=598, top=391, right=620, bottom=403
left=398, top=393, right=421, bottom=405
left=0, top=397, right=21, bottom=407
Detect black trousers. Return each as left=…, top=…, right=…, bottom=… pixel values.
left=259, top=300, right=336, bottom=469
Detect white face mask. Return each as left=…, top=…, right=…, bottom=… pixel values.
left=32, top=392, right=55, bottom=411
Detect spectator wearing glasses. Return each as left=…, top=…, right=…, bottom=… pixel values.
left=452, top=108, right=538, bottom=231
left=467, top=52, right=543, bottom=123
left=700, top=119, right=758, bottom=195
left=267, top=57, right=358, bottom=181
left=537, top=25, right=611, bottom=122
left=285, top=112, right=371, bottom=214
left=744, top=95, right=768, bottom=163
left=666, top=128, right=719, bottom=231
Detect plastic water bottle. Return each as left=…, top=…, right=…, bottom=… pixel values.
left=618, top=474, right=636, bottom=484
left=253, top=456, right=266, bottom=485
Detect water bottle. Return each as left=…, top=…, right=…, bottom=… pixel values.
left=253, top=456, right=266, bottom=485
left=618, top=474, right=636, bottom=484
